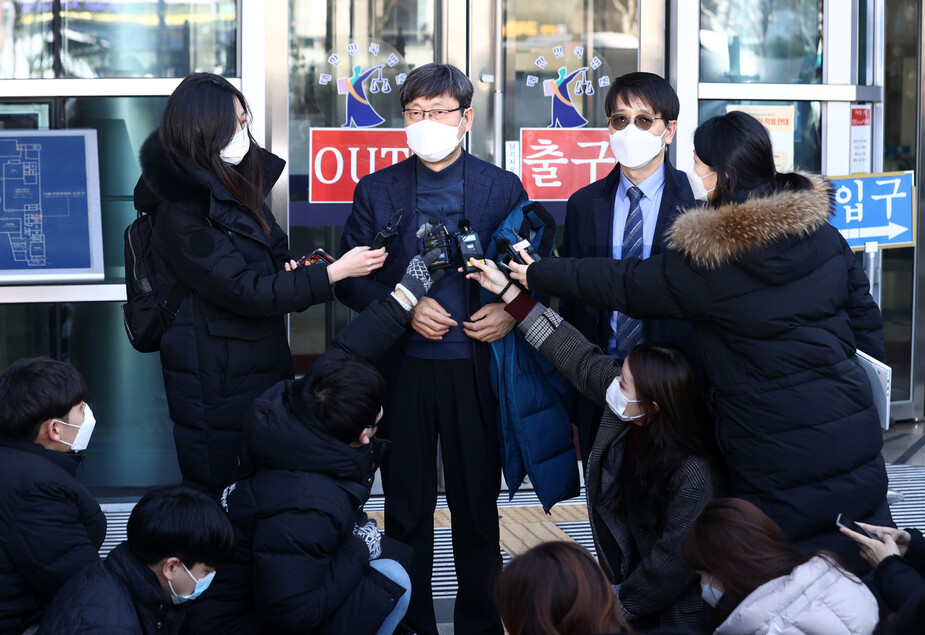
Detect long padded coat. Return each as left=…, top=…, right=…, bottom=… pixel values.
left=135, top=132, right=333, bottom=492
left=527, top=175, right=891, bottom=561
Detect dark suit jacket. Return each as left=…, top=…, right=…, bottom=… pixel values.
left=559, top=159, right=700, bottom=462
left=336, top=151, right=528, bottom=424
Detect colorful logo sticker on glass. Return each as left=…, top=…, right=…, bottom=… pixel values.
left=523, top=43, right=611, bottom=129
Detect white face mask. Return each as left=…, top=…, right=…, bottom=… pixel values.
left=688, top=168, right=716, bottom=202
left=169, top=562, right=216, bottom=605
left=55, top=405, right=96, bottom=452
left=220, top=127, right=251, bottom=165
left=405, top=117, right=465, bottom=163
left=609, top=125, right=667, bottom=170
left=604, top=379, right=645, bottom=422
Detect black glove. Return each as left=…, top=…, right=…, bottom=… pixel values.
left=395, top=249, right=440, bottom=307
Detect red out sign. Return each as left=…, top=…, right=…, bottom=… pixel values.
left=309, top=128, right=411, bottom=203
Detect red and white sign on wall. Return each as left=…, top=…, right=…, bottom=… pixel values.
left=850, top=104, right=872, bottom=174
left=309, top=128, right=411, bottom=203
left=520, top=128, right=615, bottom=201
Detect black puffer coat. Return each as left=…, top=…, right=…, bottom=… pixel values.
left=37, top=542, right=180, bottom=635
left=0, top=440, right=106, bottom=632
left=184, top=297, right=412, bottom=635
left=136, top=132, right=333, bottom=492
left=527, top=175, right=890, bottom=557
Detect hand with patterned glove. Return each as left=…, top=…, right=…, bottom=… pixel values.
left=352, top=518, right=382, bottom=560
left=393, top=248, right=440, bottom=308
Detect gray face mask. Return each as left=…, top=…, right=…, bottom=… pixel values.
left=701, top=580, right=723, bottom=607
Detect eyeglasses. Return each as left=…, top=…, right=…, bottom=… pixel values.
left=402, top=107, right=465, bottom=122
left=606, top=114, right=665, bottom=131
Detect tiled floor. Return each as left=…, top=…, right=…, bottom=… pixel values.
left=882, top=420, right=925, bottom=465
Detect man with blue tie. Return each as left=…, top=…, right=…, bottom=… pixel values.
left=559, top=72, right=700, bottom=465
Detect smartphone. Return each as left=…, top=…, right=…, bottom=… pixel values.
left=836, top=514, right=880, bottom=540
left=297, top=248, right=336, bottom=267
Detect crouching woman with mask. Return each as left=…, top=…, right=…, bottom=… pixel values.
left=679, top=498, right=879, bottom=635
left=465, top=257, right=720, bottom=631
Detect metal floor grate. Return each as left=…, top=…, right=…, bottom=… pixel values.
left=101, top=465, right=925, bottom=596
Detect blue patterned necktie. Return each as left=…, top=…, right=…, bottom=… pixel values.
left=613, top=186, right=643, bottom=358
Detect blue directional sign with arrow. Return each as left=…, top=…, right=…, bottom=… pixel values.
left=828, top=171, right=916, bottom=250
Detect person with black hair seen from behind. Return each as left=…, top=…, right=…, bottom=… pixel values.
left=678, top=498, right=877, bottom=634
left=465, top=257, right=717, bottom=631
left=840, top=518, right=925, bottom=633
left=37, top=485, right=235, bottom=635
left=135, top=72, right=386, bottom=495
left=0, top=358, right=106, bottom=635
left=559, top=71, right=700, bottom=467
left=337, top=62, right=528, bottom=635
left=183, top=254, right=440, bottom=635
left=494, top=541, right=635, bottom=635
left=508, top=110, right=891, bottom=572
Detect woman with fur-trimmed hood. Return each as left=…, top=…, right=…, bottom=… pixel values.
left=512, top=111, right=892, bottom=572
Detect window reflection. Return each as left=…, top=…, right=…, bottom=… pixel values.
left=699, top=100, right=821, bottom=172
left=288, top=0, right=433, bottom=185
left=0, top=301, right=182, bottom=494
left=701, top=0, right=822, bottom=83
left=0, top=1, right=236, bottom=79
left=503, top=0, right=638, bottom=137
left=879, top=0, right=919, bottom=401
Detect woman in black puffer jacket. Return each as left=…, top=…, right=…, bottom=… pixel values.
left=134, top=73, right=386, bottom=493
left=513, top=111, right=892, bottom=573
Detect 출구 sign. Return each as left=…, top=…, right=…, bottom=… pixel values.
left=828, top=171, right=915, bottom=250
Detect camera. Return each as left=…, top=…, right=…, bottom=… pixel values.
left=417, top=222, right=452, bottom=271
left=455, top=220, right=485, bottom=274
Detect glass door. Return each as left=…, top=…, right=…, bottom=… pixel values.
left=287, top=0, right=437, bottom=371
left=467, top=0, right=645, bottom=220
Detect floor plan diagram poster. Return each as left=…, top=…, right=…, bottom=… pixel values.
left=0, top=130, right=103, bottom=283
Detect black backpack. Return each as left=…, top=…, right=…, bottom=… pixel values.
left=121, top=206, right=189, bottom=353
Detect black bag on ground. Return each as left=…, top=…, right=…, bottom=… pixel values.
left=121, top=206, right=188, bottom=353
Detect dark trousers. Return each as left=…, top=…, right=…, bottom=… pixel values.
left=380, top=357, right=503, bottom=635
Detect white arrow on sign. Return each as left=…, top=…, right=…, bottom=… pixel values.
left=839, top=222, right=908, bottom=241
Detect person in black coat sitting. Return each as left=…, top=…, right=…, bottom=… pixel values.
left=184, top=254, right=438, bottom=635
left=0, top=358, right=106, bottom=633
left=38, top=485, right=235, bottom=634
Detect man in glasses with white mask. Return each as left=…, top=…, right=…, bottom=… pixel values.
left=0, top=358, right=106, bottom=634
left=338, top=63, right=527, bottom=635
left=559, top=72, right=702, bottom=467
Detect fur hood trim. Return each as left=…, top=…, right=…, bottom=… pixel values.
left=138, top=130, right=212, bottom=209
left=667, top=174, right=833, bottom=269
left=137, top=130, right=285, bottom=211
